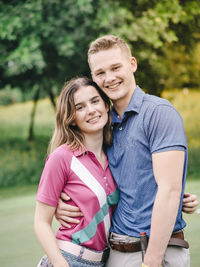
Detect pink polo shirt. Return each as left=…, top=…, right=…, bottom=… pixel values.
left=37, top=144, right=119, bottom=251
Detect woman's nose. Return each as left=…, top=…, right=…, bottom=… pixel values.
left=86, top=104, right=96, bottom=114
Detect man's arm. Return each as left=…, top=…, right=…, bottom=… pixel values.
left=55, top=193, right=83, bottom=228
left=143, top=150, right=184, bottom=267
left=55, top=190, right=199, bottom=229
left=183, top=193, right=199, bottom=213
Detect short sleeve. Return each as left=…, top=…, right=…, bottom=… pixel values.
left=146, top=105, right=187, bottom=154
left=36, top=149, right=70, bottom=207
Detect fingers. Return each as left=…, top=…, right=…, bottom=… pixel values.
left=183, top=193, right=198, bottom=206
left=57, top=208, right=83, bottom=218
left=57, top=218, right=77, bottom=229
left=55, top=198, right=83, bottom=226
left=58, top=199, right=82, bottom=213
left=60, top=192, right=71, bottom=201
left=182, top=206, right=197, bottom=214
left=182, top=193, right=199, bottom=214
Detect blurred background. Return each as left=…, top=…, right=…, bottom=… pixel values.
left=0, top=0, right=199, bottom=266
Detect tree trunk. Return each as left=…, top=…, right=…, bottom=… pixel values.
left=28, top=88, right=40, bottom=141
left=44, top=86, right=56, bottom=110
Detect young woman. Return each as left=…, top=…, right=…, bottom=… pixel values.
left=34, top=77, right=119, bottom=267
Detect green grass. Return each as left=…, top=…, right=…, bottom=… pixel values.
left=0, top=182, right=199, bottom=267
left=0, top=98, right=55, bottom=140
left=183, top=180, right=200, bottom=267
left=0, top=185, right=59, bottom=267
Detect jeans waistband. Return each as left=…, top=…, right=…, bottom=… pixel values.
left=57, top=239, right=110, bottom=263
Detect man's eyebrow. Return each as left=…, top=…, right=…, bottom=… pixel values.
left=111, top=63, right=121, bottom=67
left=94, top=63, right=121, bottom=74
left=94, top=68, right=104, bottom=74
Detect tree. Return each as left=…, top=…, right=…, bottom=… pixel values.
left=0, top=0, right=200, bottom=139
left=0, top=0, right=99, bottom=139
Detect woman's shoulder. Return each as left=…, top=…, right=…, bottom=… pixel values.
left=47, top=144, right=74, bottom=162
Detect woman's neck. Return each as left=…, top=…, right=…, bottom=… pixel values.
left=83, top=133, right=106, bottom=168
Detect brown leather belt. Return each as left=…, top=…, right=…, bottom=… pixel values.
left=109, top=230, right=189, bottom=253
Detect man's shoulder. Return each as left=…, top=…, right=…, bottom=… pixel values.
left=143, top=93, right=173, bottom=109
left=141, top=92, right=182, bottom=125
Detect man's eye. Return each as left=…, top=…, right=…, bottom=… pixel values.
left=113, top=66, right=120, bottom=70
left=97, top=72, right=104, bottom=76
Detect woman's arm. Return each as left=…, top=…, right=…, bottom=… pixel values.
left=34, top=201, right=70, bottom=267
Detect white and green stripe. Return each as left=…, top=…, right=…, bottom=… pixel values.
left=70, top=156, right=119, bottom=245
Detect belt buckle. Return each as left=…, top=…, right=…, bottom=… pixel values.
left=101, top=247, right=110, bottom=263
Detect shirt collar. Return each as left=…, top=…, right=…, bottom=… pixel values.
left=111, top=85, right=145, bottom=123
left=73, top=146, right=88, bottom=157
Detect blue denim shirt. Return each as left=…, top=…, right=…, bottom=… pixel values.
left=108, top=86, right=187, bottom=237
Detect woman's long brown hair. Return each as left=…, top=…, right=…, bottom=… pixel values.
left=48, top=77, right=112, bottom=154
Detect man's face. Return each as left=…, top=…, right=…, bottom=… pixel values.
left=89, top=47, right=137, bottom=105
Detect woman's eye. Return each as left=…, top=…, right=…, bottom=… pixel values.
left=76, top=105, right=83, bottom=111
left=92, top=99, right=100, bottom=104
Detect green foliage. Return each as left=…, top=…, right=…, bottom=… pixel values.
left=0, top=139, right=48, bottom=187
left=0, top=0, right=200, bottom=96
left=162, top=42, right=200, bottom=89
left=0, top=98, right=55, bottom=187
left=162, top=89, right=200, bottom=179
left=0, top=86, right=23, bottom=105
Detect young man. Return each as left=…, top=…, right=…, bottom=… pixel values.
left=56, top=35, right=198, bottom=267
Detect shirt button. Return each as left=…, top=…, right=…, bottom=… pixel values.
left=119, top=127, right=123, bottom=130
left=104, top=177, right=107, bottom=180
left=118, top=144, right=121, bottom=147
left=106, top=183, right=108, bottom=187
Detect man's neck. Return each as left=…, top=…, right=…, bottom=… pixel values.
left=113, top=87, right=136, bottom=119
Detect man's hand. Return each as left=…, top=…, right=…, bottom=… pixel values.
left=55, top=192, right=83, bottom=228
left=182, top=193, right=199, bottom=214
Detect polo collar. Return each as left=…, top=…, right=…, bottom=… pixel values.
left=111, top=85, right=145, bottom=123
left=73, top=147, right=88, bottom=157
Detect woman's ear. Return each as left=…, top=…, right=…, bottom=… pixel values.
left=70, top=121, right=76, bottom=126
left=105, top=103, right=109, bottom=112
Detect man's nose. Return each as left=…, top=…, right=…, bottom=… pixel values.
left=105, top=71, right=115, bottom=84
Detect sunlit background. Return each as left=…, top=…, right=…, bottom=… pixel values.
left=0, top=1, right=199, bottom=266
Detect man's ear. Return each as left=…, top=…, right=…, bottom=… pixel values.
left=130, top=57, right=137, bottom=73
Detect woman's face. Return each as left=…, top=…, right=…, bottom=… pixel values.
left=73, top=85, right=109, bottom=137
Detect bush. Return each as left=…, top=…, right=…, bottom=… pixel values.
left=0, top=86, right=23, bottom=105
left=0, top=138, right=49, bottom=187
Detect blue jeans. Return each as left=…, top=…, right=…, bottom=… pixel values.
left=37, top=249, right=105, bottom=267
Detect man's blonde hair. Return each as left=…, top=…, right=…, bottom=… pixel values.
left=88, top=35, right=132, bottom=67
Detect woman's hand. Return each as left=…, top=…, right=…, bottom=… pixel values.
left=55, top=192, right=83, bottom=228
left=182, top=193, right=199, bottom=214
